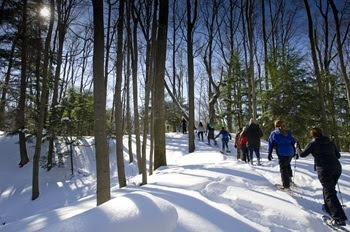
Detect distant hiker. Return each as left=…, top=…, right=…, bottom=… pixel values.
left=182, top=118, right=187, bottom=134
left=237, top=127, right=249, bottom=163
left=296, top=127, right=347, bottom=226
left=268, top=120, right=296, bottom=189
left=206, top=123, right=216, bottom=145
left=234, top=128, right=243, bottom=160
left=197, top=122, right=205, bottom=141
left=243, top=118, right=263, bottom=165
left=215, top=127, right=232, bottom=152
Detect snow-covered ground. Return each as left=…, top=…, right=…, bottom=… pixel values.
left=0, top=131, right=349, bottom=231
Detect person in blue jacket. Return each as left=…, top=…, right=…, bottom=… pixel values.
left=215, top=127, right=232, bottom=153
left=268, top=120, right=297, bottom=189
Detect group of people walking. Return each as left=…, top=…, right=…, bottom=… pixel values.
left=236, top=119, right=347, bottom=227
left=234, top=119, right=264, bottom=165
left=186, top=117, right=347, bottom=227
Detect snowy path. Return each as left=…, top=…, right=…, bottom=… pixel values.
left=1, top=132, right=349, bottom=231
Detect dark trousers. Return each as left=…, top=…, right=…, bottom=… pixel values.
left=317, top=166, right=347, bottom=220
left=278, top=156, right=293, bottom=188
left=198, top=131, right=203, bottom=141
left=222, top=139, right=229, bottom=151
left=248, top=146, right=260, bottom=160
left=241, top=146, right=249, bottom=162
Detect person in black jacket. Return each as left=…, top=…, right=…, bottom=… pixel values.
left=243, top=118, right=263, bottom=165
left=296, top=127, right=347, bottom=226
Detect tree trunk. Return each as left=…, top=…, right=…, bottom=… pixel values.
left=153, top=0, right=169, bottom=170
left=130, top=0, right=141, bottom=174
left=328, top=0, right=350, bottom=111
left=47, top=0, right=68, bottom=170
left=115, top=0, right=127, bottom=188
left=18, top=0, right=29, bottom=167
left=303, top=0, right=329, bottom=135
left=246, top=0, right=256, bottom=120
left=262, top=0, right=269, bottom=91
left=186, top=0, right=197, bottom=153
left=0, top=40, right=16, bottom=128
left=92, top=0, right=111, bottom=205
left=32, top=0, right=55, bottom=201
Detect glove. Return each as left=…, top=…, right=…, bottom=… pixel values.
left=294, top=153, right=299, bottom=159
left=268, top=154, right=273, bottom=161
left=234, top=144, right=237, bottom=148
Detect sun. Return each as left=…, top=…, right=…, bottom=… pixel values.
left=40, top=7, right=50, bottom=18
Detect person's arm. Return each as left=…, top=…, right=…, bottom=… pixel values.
left=267, top=133, right=274, bottom=158
left=297, top=141, right=313, bottom=158
left=214, top=130, right=222, bottom=139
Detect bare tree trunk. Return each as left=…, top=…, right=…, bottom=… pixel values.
left=262, top=0, right=269, bottom=91
left=130, top=0, right=141, bottom=173
left=328, top=0, right=350, bottom=111
left=92, top=0, right=111, bottom=205
left=0, top=40, right=16, bottom=128
left=115, top=0, right=127, bottom=188
left=186, top=0, right=197, bottom=153
left=47, top=0, right=69, bottom=170
left=153, top=0, right=169, bottom=170
left=31, top=0, right=55, bottom=201
left=303, top=0, right=329, bottom=135
left=246, top=0, right=256, bottom=120
left=18, top=0, right=29, bottom=167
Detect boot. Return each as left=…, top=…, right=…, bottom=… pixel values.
left=257, top=158, right=261, bottom=166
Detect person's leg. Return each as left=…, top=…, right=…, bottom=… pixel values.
left=254, top=146, right=261, bottom=165
left=278, top=156, right=291, bottom=188
left=318, top=167, right=347, bottom=220
left=248, top=146, right=254, bottom=164
left=221, top=140, right=225, bottom=152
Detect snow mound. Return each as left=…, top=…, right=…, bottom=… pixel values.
left=36, top=192, right=178, bottom=232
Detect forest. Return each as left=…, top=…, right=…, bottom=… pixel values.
left=0, top=0, right=350, bottom=205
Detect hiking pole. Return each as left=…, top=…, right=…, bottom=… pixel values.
left=292, top=156, right=297, bottom=186
left=337, top=183, right=346, bottom=208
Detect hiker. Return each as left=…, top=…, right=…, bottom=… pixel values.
left=243, top=118, right=263, bottom=165
left=206, top=123, right=216, bottom=145
left=296, top=127, right=347, bottom=226
left=234, top=128, right=243, bottom=160
left=267, top=120, right=297, bottom=189
left=237, top=127, right=249, bottom=162
left=182, top=118, right=187, bottom=134
left=197, top=122, right=205, bottom=141
left=215, top=127, right=232, bottom=153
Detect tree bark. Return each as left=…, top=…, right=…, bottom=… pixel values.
left=153, top=0, right=169, bottom=170
left=303, top=0, right=329, bottom=135
left=31, top=0, right=55, bottom=201
left=18, top=0, right=29, bottom=167
left=186, top=0, right=197, bottom=153
left=328, top=0, right=350, bottom=111
left=92, top=0, right=111, bottom=205
left=130, top=0, right=141, bottom=174
left=0, top=39, right=16, bottom=128
left=115, top=0, right=127, bottom=188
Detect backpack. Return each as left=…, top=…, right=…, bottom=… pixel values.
left=223, top=132, right=229, bottom=140
left=238, top=136, right=247, bottom=147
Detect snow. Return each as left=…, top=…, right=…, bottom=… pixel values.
left=0, top=131, right=349, bottom=231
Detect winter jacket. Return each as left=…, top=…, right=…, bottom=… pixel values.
left=215, top=129, right=232, bottom=141
left=198, top=126, right=205, bottom=132
left=243, top=123, right=263, bottom=147
left=268, top=128, right=296, bottom=157
left=297, top=136, right=341, bottom=170
left=206, top=124, right=215, bottom=139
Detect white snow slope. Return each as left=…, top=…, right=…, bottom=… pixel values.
left=0, top=131, right=350, bottom=232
